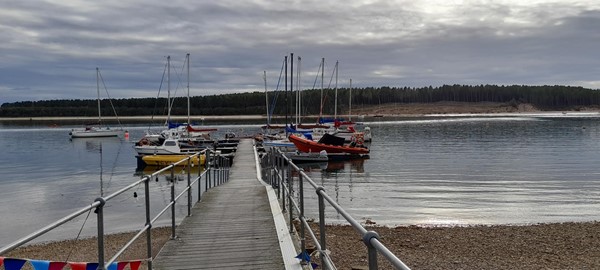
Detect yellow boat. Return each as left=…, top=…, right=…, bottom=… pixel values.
left=142, top=154, right=206, bottom=166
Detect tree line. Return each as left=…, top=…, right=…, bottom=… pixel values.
left=1, top=84, right=599, bottom=117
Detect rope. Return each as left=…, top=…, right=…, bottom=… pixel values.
left=64, top=208, right=93, bottom=263
left=97, top=69, right=123, bottom=129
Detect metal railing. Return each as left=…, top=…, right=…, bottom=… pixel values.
left=0, top=148, right=232, bottom=270
left=261, top=148, right=411, bottom=270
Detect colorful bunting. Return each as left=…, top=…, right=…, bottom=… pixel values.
left=4, top=258, right=27, bottom=270
left=295, top=250, right=311, bottom=262
left=2, top=257, right=143, bottom=270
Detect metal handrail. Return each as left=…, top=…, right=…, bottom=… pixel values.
left=0, top=148, right=233, bottom=270
left=267, top=148, right=411, bottom=270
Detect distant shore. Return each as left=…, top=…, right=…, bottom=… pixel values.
left=2, top=102, right=600, bottom=122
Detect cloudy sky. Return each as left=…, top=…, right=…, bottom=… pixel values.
left=1, top=0, right=599, bottom=104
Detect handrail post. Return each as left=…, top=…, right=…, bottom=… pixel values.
left=206, top=152, right=211, bottom=191
left=170, top=166, right=176, bottom=239
left=363, top=231, right=381, bottom=270
left=144, top=178, right=153, bottom=270
left=95, top=197, right=106, bottom=270
left=316, top=187, right=327, bottom=269
left=198, top=156, right=203, bottom=202
left=299, top=170, right=306, bottom=255
left=187, top=157, right=192, bottom=217
left=287, top=162, right=293, bottom=228
left=281, top=157, right=287, bottom=212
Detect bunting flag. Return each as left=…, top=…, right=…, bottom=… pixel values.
left=129, top=260, right=141, bottom=270
left=295, top=250, right=311, bottom=262
left=4, top=258, right=27, bottom=270
left=311, top=262, right=319, bottom=269
left=3, top=258, right=142, bottom=270
left=68, top=262, right=87, bottom=270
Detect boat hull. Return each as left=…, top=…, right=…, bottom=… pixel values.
left=141, top=154, right=205, bottom=166
left=288, top=134, right=369, bottom=155
left=70, top=129, right=121, bottom=138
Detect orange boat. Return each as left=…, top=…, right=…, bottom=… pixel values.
left=288, top=134, right=370, bottom=155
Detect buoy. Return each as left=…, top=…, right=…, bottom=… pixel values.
left=125, top=130, right=130, bottom=140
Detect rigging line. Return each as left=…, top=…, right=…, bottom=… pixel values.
left=98, top=69, right=123, bottom=128
left=311, top=61, right=322, bottom=90
left=63, top=208, right=93, bottom=263
left=148, top=61, right=168, bottom=131
left=105, top=136, right=125, bottom=192
left=268, top=58, right=286, bottom=122
left=168, top=57, right=188, bottom=115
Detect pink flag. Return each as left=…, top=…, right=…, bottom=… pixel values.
left=0, top=256, right=4, bottom=267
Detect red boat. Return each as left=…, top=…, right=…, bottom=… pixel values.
left=288, top=134, right=370, bottom=155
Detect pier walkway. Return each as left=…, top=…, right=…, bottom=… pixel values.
left=153, top=139, right=297, bottom=270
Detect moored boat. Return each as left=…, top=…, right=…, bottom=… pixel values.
left=288, top=134, right=369, bottom=155
left=141, top=154, right=206, bottom=166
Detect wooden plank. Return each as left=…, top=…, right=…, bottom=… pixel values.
left=153, top=139, right=285, bottom=270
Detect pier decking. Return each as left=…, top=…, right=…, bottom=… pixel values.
left=152, top=139, right=288, bottom=270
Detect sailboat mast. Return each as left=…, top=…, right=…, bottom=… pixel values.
left=334, top=60, right=338, bottom=120
left=290, top=53, right=293, bottom=126
left=296, top=56, right=301, bottom=125
left=187, top=53, right=190, bottom=125
left=263, top=71, right=269, bottom=128
left=96, top=67, right=102, bottom=124
left=284, top=55, right=288, bottom=130
left=320, top=58, right=324, bottom=118
left=349, top=78, right=352, bottom=121
left=167, top=55, right=171, bottom=124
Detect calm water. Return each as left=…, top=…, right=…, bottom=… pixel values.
left=1, top=114, right=600, bottom=246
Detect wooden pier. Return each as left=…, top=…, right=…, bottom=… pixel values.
left=153, top=139, right=300, bottom=270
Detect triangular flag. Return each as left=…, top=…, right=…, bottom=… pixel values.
left=49, top=262, right=67, bottom=270
left=129, top=261, right=141, bottom=270
left=107, top=262, right=118, bottom=270
left=311, top=262, right=319, bottom=269
left=68, top=262, right=86, bottom=270
left=116, top=261, right=128, bottom=270
left=86, top=263, right=99, bottom=270
left=30, top=260, right=50, bottom=270
left=295, top=250, right=311, bottom=262
left=0, top=256, right=4, bottom=267
left=4, top=258, right=27, bottom=270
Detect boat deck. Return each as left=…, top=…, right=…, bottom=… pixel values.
left=152, top=139, right=289, bottom=270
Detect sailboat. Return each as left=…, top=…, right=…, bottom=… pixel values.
left=70, top=68, right=121, bottom=138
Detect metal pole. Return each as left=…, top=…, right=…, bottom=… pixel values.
left=198, top=155, right=203, bottom=202
left=317, top=188, right=327, bottom=269
left=170, top=166, right=176, bottom=239
left=95, top=198, right=106, bottom=270
left=187, top=158, right=192, bottom=217
left=206, top=152, right=211, bottom=191
left=281, top=158, right=287, bottom=212
left=363, top=231, right=381, bottom=270
left=144, top=179, right=153, bottom=270
left=287, top=162, right=293, bottom=229
left=299, top=171, right=306, bottom=254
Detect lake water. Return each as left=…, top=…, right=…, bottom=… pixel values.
left=1, top=113, right=600, bottom=246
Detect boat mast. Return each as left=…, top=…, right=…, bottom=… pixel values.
left=296, top=56, right=301, bottom=125
left=263, top=71, right=269, bottom=129
left=334, top=60, right=338, bottom=120
left=319, top=58, right=324, bottom=119
left=96, top=67, right=102, bottom=125
left=167, top=55, right=171, bottom=125
left=290, top=53, right=293, bottom=126
left=349, top=78, right=352, bottom=122
left=284, top=55, right=288, bottom=131
left=187, top=53, right=190, bottom=125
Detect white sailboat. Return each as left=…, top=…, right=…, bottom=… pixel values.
left=70, top=68, right=121, bottom=138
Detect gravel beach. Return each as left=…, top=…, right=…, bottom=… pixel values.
left=5, top=222, right=600, bottom=269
